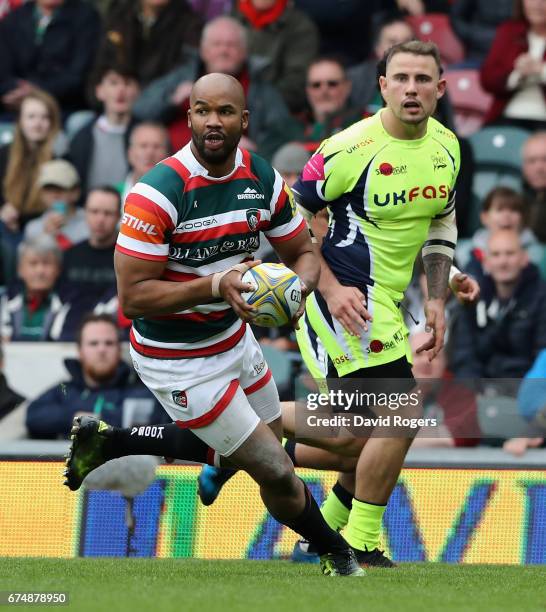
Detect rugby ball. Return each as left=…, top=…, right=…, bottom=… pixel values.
left=241, top=263, right=302, bottom=327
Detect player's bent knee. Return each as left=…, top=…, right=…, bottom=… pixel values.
left=325, top=436, right=366, bottom=457
left=259, top=453, right=298, bottom=493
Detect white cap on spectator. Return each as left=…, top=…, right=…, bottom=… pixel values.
left=37, top=159, right=80, bottom=189
left=272, top=143, right=311, bottom=174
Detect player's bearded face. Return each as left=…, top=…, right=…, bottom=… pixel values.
left=381, top=53, right=445, bottom=126
left=190, top=103, right=246, bottom=164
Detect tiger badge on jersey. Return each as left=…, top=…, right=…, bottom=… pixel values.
left=172, top=390, right=188, bottom=408
left=246, top=209, right=261, bottom=231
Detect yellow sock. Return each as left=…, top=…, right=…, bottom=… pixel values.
left=344, top=498, right=386, bottom=551
left=320, top=488, right=351, bottom=532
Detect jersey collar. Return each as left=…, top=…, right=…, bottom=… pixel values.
left=176, top=143, right=245, bottom=182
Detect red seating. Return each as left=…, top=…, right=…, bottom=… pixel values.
left=406, top=13, right=465, bottom=66
left=444, top=69, right=493, bottom=136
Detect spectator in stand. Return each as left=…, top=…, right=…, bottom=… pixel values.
left=295, top=57, right=363, bottom=153
left=522, top=131, right=546, bottom=245
left=132, top=16, right=300, bottom=158
left=232, top=0, right=319, bottom=114
left=119, top=122, right=170, bottom=202
left=503, top=348, right=546, bottom=455
left=0, top=0, right=101, bottom=115
left=24, top=159, right=87, bottom=249
left=0, top=90, right=62, bottom=232
left=0, top=0, right=24, bottom=20
left=0, top=234, right=69, bottom=341
left=58, top=186, right=120, bottom=341
left=25, top=313, right=166, bottom=439
left=271, top=142, right=310, bottom=187
left=189, top=0, right=231, bottom=21
left=449, top=229, right=546, bottom=379
left=481, top=0, right=546, bottom=130
left=0, top=341, right=25, bottom=420
left=394, top=0, right=451, bottom=17
left=450, top=0, right=514, bottom=68
left=86, top=0, right=110, bottom=17
left=466, top=186, right=544, bottom=281
left=347, top=14, right=415, bottom=116
left=95, top=0, right=203, bottom=88
left=67, top=64, right=140, bottom=194
left=293, top=1, right=374, bottom=65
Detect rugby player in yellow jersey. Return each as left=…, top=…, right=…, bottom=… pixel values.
left=63, top=73, right=364, bottom=577
left=282, top=40, right=463, bottom=566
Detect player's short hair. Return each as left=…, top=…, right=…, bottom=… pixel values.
left=482, top=186, right=526, bottom=217
left=384, top=40, right=443, bottom=76
left=76, top=313, right=120, bottom=346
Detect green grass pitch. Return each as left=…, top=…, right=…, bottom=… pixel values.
left=2, top=558, right=546, bottom=612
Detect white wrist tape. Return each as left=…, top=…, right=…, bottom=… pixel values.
left=449, top=264, right=460, bottom=284
left=211, top=263, right=250, bottom=298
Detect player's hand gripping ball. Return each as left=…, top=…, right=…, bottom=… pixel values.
left=241, top=263, right=302, bottom=327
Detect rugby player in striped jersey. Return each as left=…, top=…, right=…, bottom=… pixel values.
left=64, top=72, right=363, bottom=577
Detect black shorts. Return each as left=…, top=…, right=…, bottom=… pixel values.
left=327, top=357, right=416, bottom=416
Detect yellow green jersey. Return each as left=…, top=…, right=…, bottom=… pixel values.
left=292, top=109, right=460, bottom=303
left=293, top=110, right=460, bottom=376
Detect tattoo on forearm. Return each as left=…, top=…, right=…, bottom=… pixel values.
left=423, top=253, right=451, bottom=299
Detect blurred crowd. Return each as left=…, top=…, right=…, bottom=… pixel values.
left=1, top=0, right=546, bottom=455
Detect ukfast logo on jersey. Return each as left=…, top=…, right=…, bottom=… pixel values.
left=238, top=187, right=265, bottom=200
left=122, top=212, right=158, bottom=235
left=346, top=137, right=374, bottom=154
left=373, top=184, right=449, bottom=206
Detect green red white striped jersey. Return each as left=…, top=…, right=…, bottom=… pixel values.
left=116, top=143, right=306, bottom=359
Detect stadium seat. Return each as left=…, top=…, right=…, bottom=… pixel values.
left=444, top=69, right=493, bottom=136
left=406, top=14, right=465, bottom=66
left=468, top=126, right=531, bottom=203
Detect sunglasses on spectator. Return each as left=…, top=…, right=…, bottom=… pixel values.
left=307, top=80, right=343, bottom=89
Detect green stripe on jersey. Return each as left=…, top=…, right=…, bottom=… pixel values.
left=134, top=311, right=239, bottom=344
left=140, top=163, right=185, bottom=207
